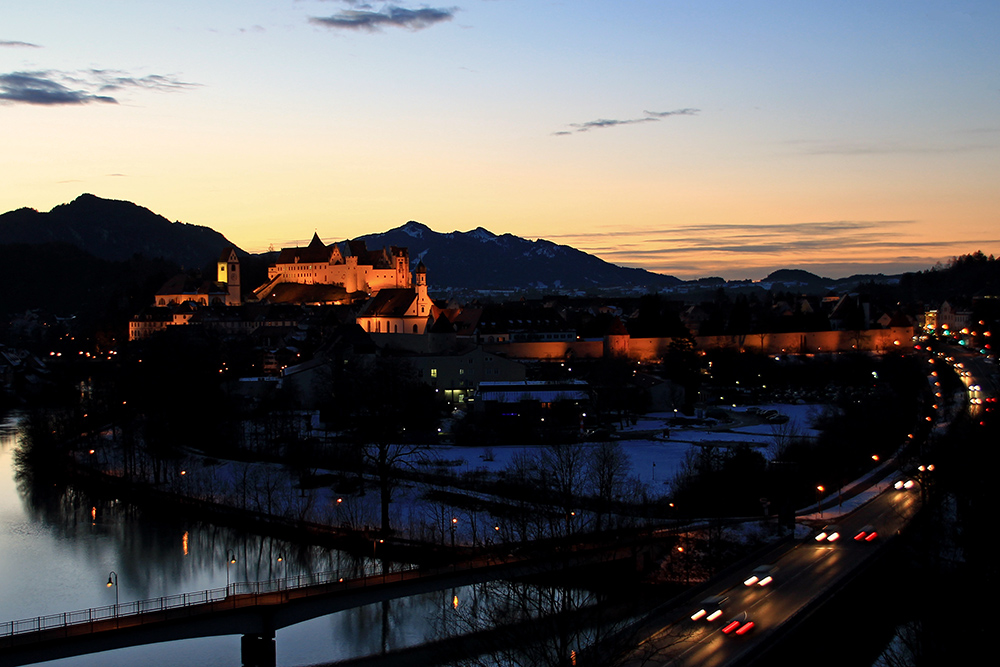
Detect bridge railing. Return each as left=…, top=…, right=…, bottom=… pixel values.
left=0, top=562, right=419, bottom=639
left=0, top=587, right=229, bottom=638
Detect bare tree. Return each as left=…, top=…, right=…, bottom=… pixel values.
left=768, top=417, right=802, bottom=461
left=501, top=450, right=546, bottom=542
left=541, top=443, right=587, bottom=535
left=587, top=441, right=631, bottom=531
left=872, top=620, right=924, bottom=667
left=363, top=440, right=426, bottom=535
left=331, top=355, right=437, bottom=535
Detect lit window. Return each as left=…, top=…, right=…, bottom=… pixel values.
left=431, top=368, right=437, bottom=378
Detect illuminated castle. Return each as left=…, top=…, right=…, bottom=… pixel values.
left=253, top=233, right=411, bottom=305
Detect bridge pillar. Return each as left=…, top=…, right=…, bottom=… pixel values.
left=241, top=632, right=276, bottom=667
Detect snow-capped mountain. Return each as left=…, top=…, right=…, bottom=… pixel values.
left=360, top=221, right=682, bottom=292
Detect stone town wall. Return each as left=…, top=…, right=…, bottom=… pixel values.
left=482, top=327, right=915, bottom=361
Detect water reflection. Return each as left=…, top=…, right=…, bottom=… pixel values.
left=4, top=413, right=383, bottom=598
left=2, top=414, right=632, bottom=666
left=275, top=583, right=630, bottom=667
left=439, top=582, right=639, bottom=667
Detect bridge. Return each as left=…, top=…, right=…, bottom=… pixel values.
left=0, top=541, right=640, bottom=667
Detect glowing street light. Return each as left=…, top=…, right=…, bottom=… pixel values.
left=106, top=571, right=119, bottom=618
left=226, top=552, right=236, bottom=593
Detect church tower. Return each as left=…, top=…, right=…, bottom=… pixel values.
left=217, top=248, right=241, bottom=306
left=414, top=261, right=432, bottom=317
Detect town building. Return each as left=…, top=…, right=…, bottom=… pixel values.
left=406, top=345, right=527, bottom=404
left=154, top=248, right=242, bottom=308
left=354, top=262, right=434, bottom=335
left=471, top=380, right=593, bottom=434
left=938, top=300, right=973, bottom=334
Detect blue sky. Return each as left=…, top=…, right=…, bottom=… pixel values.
left=2, top=1, right=998, bottom=279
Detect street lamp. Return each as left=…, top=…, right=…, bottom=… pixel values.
left=277, top=554, right=286, bottom=590
left=373, top=538, right=385, bottom=579
left=816, top=485, right=825, bottom=518
left=106, top=571, right=119, bottom=618
left=226, top=552, right=236, bottom=593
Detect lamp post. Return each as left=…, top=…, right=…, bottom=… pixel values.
left=106, top=571, right=119, bottom=619
left=226, top=552, right=236, bottom=594
left=816, top=485, right=825, bottom=518
left=373, top=538, right=384, bottom=580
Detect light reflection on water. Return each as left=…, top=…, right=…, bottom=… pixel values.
left=1, top=414, right=604, bottom=666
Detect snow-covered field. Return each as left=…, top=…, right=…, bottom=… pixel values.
left=435, top=403, right=827, bottom=488
left=110, top=403, right=832, bottom=544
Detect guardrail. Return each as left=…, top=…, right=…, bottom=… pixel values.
left=0, top=562, right=419, bottom=639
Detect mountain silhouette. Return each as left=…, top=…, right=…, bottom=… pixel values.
left=359, top=220, right=682, bottom=292
left=0, top=194, right=240, bottom=268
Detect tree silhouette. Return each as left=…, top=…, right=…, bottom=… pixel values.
left=331, top=355, right=437, bottom=534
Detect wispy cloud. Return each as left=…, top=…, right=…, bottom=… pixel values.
left=570, top=117, right=659, bottom=131
left=0, top=69, right=197, bottom=106
left=597, top=237, right=967, bottom=259
left=643, top=108, right=700, bottom=118
left=555, top=108, right=699, bottom=135
left=86, top=70, right=198, bottom=93
left=0, top=72, right=116, bottom=105
left=573, top=220, right=926, bottom=257
left=550, top=221, right=914, bottom=244
left=310, top=3, right=458, bottom=32
left=0, top=40, right=41, bottom=48
left=548, top=219, right=1000, bottom=279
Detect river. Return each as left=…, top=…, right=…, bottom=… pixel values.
left=0, top=414, right=612, bottom=667
left=0, top=414, right=460, bottom=666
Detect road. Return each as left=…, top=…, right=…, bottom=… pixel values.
left=619, top=481, right=921, bottom=667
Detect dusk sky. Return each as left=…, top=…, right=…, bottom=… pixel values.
left=3, top=1, right=998, bottom=280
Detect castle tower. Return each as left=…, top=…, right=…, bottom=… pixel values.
left=217, top=248, right=241, bottom=306
left=603, top=317, right=630, bottom=358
